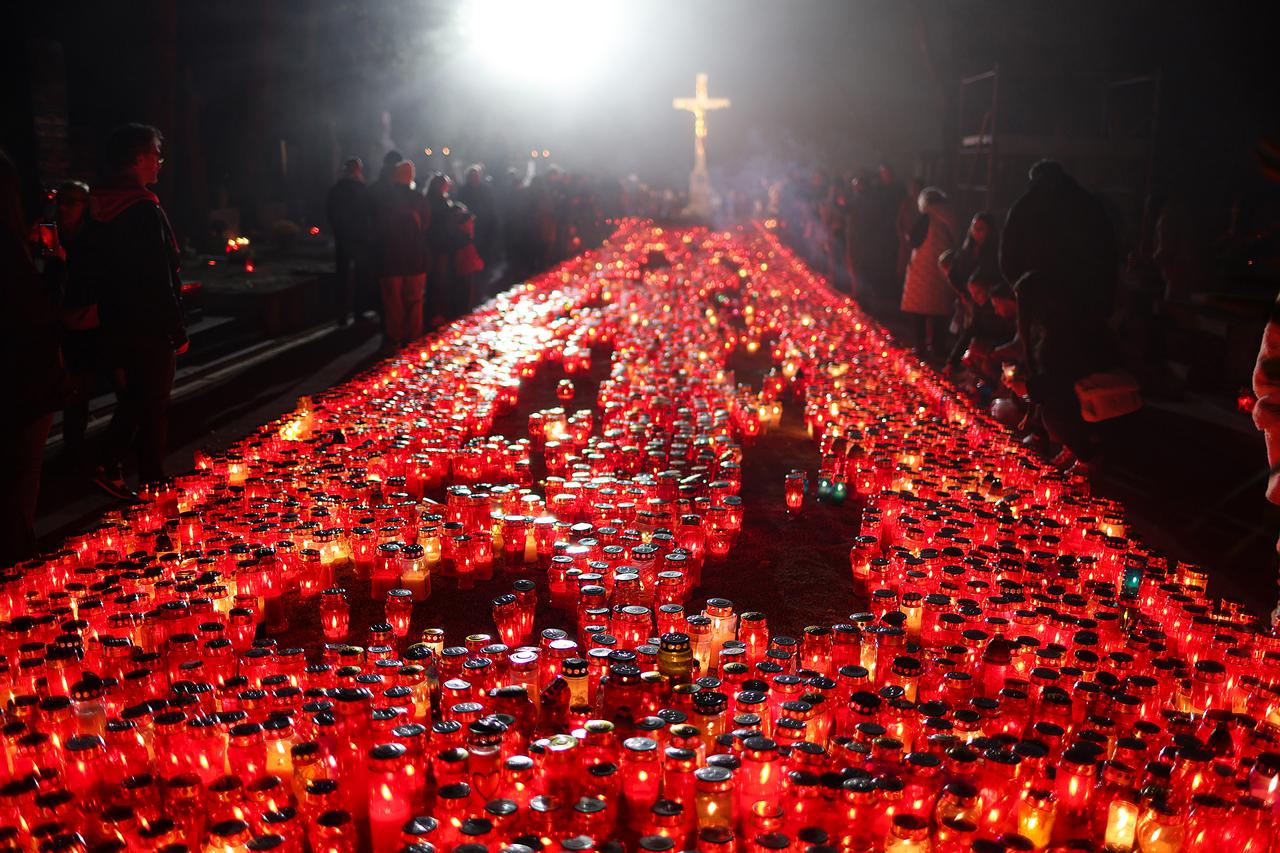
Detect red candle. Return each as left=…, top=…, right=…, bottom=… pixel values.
left=319, top=589, right=349, bottom=642
left=367, top=743, right=411, bottom=853
left=384, top=589, right=413, bottom=638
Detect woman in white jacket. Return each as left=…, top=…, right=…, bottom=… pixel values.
left=901, top=186, right=959, bottom=357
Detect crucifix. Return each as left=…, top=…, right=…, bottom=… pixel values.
left=673, top=72, right=730, bottom=217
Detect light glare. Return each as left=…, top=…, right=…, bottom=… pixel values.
left=458, top=0, right=621, bottom=85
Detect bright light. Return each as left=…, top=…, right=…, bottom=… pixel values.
left=458, top=0, right=623, bottom=85
left=542, top=149, right=550, bottom=158
left=424, top=147, right=432, bottom=155
left=442, top=146, right=451, bottom=156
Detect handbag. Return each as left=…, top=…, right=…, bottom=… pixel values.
left=1075, top=370, right=1142, bottom=422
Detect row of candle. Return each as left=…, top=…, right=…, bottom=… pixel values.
left=0, top=223, right=788, bottom=851
left=3, top=582, right=1277, bottom=852
left=1, top=221, right=1278, bottom=852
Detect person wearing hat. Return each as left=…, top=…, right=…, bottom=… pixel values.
left=326, top=157, right=372, bottom=326
left=372, top=159, right=428, bottom=352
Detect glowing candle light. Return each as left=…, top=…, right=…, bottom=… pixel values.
left=622, top=737, right=662, bottom=832
left=0, top=220, right=1273, bottom=851
left=1015, top=788, right=1056, bottom=850
left=384, top=588, right=414, bottom=638
left=784, top=471, right=805, bottom=513
left=885, top=813, right=931, bottom=853
left=367, top=743, right=411, bottom=853
left=1105, top=799, right=1140, bottom=852
left=1133, top=803, right=1184, bottom=853
left=320, top=589, right=350, bottom=641
left=399, top=544, right=430, bottom=599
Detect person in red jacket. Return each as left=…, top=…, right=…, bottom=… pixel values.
left=88, top=124, right=187, bottom=499
left=372, top=159, right=429, bottom=352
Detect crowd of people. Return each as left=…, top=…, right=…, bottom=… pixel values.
left=0, top=128, right=660, bottom=564
left=0, top=134, right=1159, bottom=567
left=1, top=124, right=188, bottom=564
left=326, top=152, right=619, bottom=349
left=777, top=159, right=1138, bottom=477
left=1, top=121, right=1270, bottom=597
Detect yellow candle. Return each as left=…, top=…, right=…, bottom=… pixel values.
left=1135, top=807, right=1184, bottom=853
left=1016, top=789, right=1056, bottom=850
left=1105, top=799, right=1139, bottom=852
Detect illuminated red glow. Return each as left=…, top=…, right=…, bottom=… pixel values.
left=0, top=221, right=1273, bottom=849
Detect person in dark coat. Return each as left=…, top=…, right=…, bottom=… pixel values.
left=824, top=174, right=852, bottom=292
left=1014, top=270, right=1118, bottom=469
left=843, top=175, right=878, bottom=300
left=88, top=124, right=186, bottom=499
left=326, top=157, right=372, bottom=325
left=496, top=167, right=528, bottom=279
left=52, top=180, right=99, bottom=464
left=958, top=280, right=1018, bottom=383
left=865, top=163, right=905, bottom=303
left=373, top=149, right=404, bottom=192
left=1000, top=160, right=1119, bottom=324
left=372, top=159, right=428, bottom=351
left=367, top=149, right=405, bottom=235
left=456, top=164, right=498, bottom=272
left=424, top=173, right=473, bottom=322
left=1000, top=161, right=1124, bottom=471
left=942, top=212, right=1004, bottom=369
left=0, top=150, right=67, bottom=564
left=946, top=213, right=1001, bottom=293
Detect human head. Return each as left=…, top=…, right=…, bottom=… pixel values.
left=937, top=247, right=956, bottom=273
left=392, top=160, right=415, bottom=187
left=426, top=173, right=452, bottom=198
left=104, top=123, right=164, bottom=186
left=968, top=212, right=996, bottom=245
left=56, top=180, right=91, bottom=231
left=991, top=282, right=1016, bottom=319
left=465, top=164, right=483, bottom=186
left=878, top=163, right=895, bottom=185
left=917, top=186, right=946, bottom=214
left=1028, top=159, right=1067, bottom=184
left=379, top=150, right=402, bottom=181
left=341, top=157, right=363, bottom=180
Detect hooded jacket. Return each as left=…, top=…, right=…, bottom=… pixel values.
left=87, top=183, right=186, bottom=349
left=1000, top=168, right=1119, bottom=324
left=901, top=194, right=958, bottom=317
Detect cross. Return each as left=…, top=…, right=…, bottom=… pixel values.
left=673, top=72, right=730, bottom=174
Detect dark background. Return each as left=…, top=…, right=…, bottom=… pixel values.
left=4, top=1, right=1278, bottom=238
